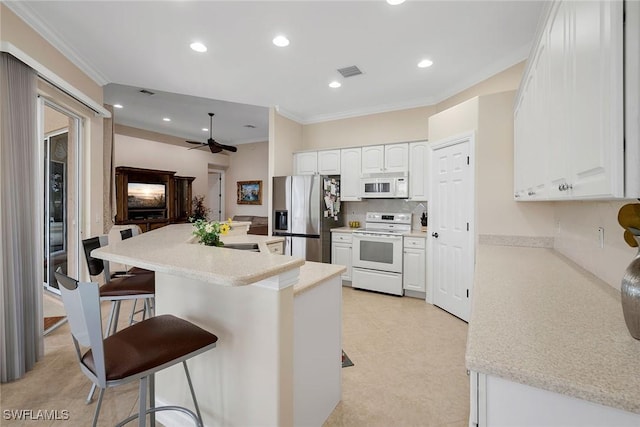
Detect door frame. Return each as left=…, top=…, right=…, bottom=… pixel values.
left=426, top=131, right=476, bottom=319
left=207, top=168, right=225, bottom=221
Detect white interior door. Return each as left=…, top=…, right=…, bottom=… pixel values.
left=208, top=170, right=223, bottom=221
left=429, top=136, right=474, bottom=321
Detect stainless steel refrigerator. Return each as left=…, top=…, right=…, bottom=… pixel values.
left=272, top=175, right=343, bottom=263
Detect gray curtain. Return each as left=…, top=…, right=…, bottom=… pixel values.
left=0, top=53, right=43, bottom=382
left=103, top=104, right=115, bottom=233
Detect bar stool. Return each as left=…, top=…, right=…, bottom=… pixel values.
left=81, top=236, right=155, bottom=336
left=55, top=271, right=218, bottom=427
left=119, top=228, right=154, bottom=276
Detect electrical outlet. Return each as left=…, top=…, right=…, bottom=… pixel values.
left=598, top=227, right=604, bottom=249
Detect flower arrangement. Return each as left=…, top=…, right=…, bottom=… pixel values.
left=192, top=218, right=232, bottom=247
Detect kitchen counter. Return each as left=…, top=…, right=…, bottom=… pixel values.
left=466, top=244, right=640, bottom=415
left=330, top=226, right=358, bottom=233
left=94, top=223, right=301, bottom=287
left=294, top=262, right=345, bottom=296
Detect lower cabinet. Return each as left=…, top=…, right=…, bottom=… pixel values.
left=403, top=236, right=426, bottom=294
left=331, top=232, right=352, bottom=282
left=470, top=371, right=640, bottom=426
left=267, top=241, right=284, bottom=255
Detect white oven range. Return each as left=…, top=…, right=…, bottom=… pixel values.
left=352, top=212, right=411, bottom=296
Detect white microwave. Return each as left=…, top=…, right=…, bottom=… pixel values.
left=360, top=173, right=408, bottom=198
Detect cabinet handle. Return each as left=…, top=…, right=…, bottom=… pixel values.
left=432, top=232, right=439, bottom=238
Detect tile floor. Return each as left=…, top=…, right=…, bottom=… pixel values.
left=1, top=287, right=469, bottom=426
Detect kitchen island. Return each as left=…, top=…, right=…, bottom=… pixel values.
left=466, top=244, right=640, bottom=426
left=93, top=224, right=345, bottom=427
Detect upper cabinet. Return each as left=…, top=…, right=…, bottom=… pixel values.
left=409, top=141, right=428, bottom=201
left=362, top=143, right=408, bottom=174
left=293, top=151, right=318, bottom=175
left=340, top=148, right=362, bottom=201
left=514, top=0, right=633, bottom=200
left=317, top=150, right=341, bottom=175
left=293, top=150, right=341, bottom=175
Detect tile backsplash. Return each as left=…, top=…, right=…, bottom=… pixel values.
left=343, top=200, right=427, bottom=230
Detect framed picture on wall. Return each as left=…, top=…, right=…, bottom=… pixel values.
left=237, top=180, right=262, bottom=205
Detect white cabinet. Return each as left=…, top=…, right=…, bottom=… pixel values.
left=361, top=143, right=408, bottom=174
left=266, top=241, right=283, bottom=255
left=514, top=0, right=626, bottom=200
left=470, top=371, right=640, bottom=427
left=403, top=236, right=426, bottom=293
left=361, top=145, right=385, bottom=174
left=294, top=152, right=318, bottom=175
left=408, top=141, right=428, bottom=201
left=384, top=143, right=409, bottom=173
left=331, top=232, right=352, bottom=282
left=340, top=148, right=361, bottom=201
left=317, top=150, right=341, bottom=175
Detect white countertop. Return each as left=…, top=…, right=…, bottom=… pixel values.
left=294, top=262, right=345, bottom=296
left=466, top=244, right=640, bottom=414
left=93, top=224, right=304, bottom=287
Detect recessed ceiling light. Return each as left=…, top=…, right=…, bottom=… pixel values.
left=272, top=35, right=290, bottom=47
left=418, top=59, right=434, bottom=68
left=113, top=104, right=123, bottom=109
left=163, top=117, right=171, bottom=122
left=387, top=0, right=406, bottom=5
left=329, top=81, right=342, bottom=89
left=190, top=42, right=207, bottom=53
left=202, top=128, right=208, bottom=132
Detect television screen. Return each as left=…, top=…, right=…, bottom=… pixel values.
left=127, top=183, right=166, bottom=209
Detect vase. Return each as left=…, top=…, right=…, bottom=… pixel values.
left=621, top=235, right=640, bottom=340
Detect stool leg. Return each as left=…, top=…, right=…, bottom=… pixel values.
left=104, top=302, right=117, bottom=337
left=92, top=387, right=105, bottom=427
left=183, top=361, right=203, bottom=425
left=128, top=299, right=138, bottom=325
left=86, top=383, right=97, bottom=403
left=138, top=376, right=148, bottom=427
left=111, top=301, right=122, bottom=335
left=149, top=373, right=156, bottom=427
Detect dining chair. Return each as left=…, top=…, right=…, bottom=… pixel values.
left=55, top=271, right=218, bottom=427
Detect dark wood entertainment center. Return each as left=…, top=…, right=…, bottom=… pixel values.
left=115, top=166, right=194, bottom=232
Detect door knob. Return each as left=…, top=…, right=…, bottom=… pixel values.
left=432, top=232, right=439, bottom=238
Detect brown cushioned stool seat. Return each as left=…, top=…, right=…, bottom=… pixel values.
left=99, top=273, right=155, bottom=298
left=82, top=314, right=218, bottom=381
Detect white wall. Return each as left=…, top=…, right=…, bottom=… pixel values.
left=225, top=141, right=269, bottom=218
left=114, top=133, right=229, bottom=208
left=554, top=201, right=638, bottom=290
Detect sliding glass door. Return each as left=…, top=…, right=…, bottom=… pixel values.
left=42, top=101, right=80, bottom=294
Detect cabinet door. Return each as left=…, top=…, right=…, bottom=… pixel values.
left=294, top=152, right=318, bottom=175
left=384, top=143, right=409, bottom=173
left=568, top=0, right=624, bottom=198
left=403, top=247, right=425, bottom=292
left=361, top=145, right=385, bottom=174
left=409, top=141, right=428, bottom=200
left=546, top=1, right=572, bottom=199
left=340, top=148, right=362, bottom=201
left=317, top=150, right=341, bottom=174
left=331, top=242, right=352, bottom=282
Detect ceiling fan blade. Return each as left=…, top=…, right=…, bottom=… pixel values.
left=217, top=143, right=238, bottom=153
left=188, top=145, right=208, bottom=151
left=208, top=143, right=223, bottom=154
left=186, top=140, right=205, bottom=145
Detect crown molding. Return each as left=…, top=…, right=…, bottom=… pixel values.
left=4, top=1, right=110, bottom=86
left=273, top=106, right=305, bottom=124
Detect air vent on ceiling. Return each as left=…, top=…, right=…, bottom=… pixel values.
left=139, top=89, right=155, bottom=96
left=337, top=65, right=363, bottom=78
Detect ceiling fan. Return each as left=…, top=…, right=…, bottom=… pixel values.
left=186, top=113, right=237, bottom=154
